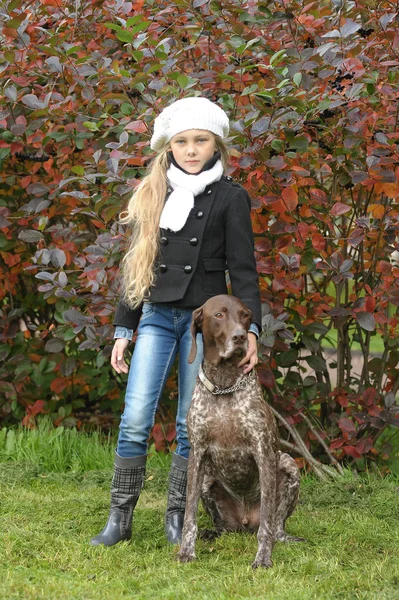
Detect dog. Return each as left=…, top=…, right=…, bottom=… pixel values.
left=178, top=295, right=303, bottom=569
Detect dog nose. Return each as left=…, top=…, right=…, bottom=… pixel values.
left=231, top=329, right=247, bottom=343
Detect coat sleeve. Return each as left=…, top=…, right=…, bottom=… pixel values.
left=113, top=300, right=143, bottom=331
left=224, top=186, right=262, bottom=330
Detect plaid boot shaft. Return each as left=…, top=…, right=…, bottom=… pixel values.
left=111, top=462, right=146, bottom=534
left=166, top=454, right=188, bottom=517
left=165, top=454, right=188, bottom=543
left=167, top=466, right=187, bottom=514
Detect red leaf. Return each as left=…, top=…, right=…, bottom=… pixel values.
left=330, top=438, right=345, bottom=449
left=276, top=235, right=294, bottom=251
left=21, top=415, right=34, bottom=429
left=255, top=238, right=272, bottom=252
left=151, top=424, right=164, bottom=443
left=330, top=250, right=343, bottom=270
left=20, top=175, right=32, bottom=189
left=343, top=445, right=362, bottom=459
left=331, top=202, right=351, bottom=216
left=312, top=233, right=326, bottom=252
left=337, top=394, right=349, bottom=407
left=356, top=437, right=373, bottom=455
left=125, top=120, right=147, bottom=133
left=365, top=296, right=376, bottom=313
left=377, top=260, right=392, bottom=274
left=50, top=377, right=69, bottom=394
left=338, top=417, right=357, bottom=436
left=165, top=423, right=176, bottom=442
left=363, top=387, right=377, bottom=406
left=281, top=187, right=298, bottom=211
left=257, top=364, right=275, bottom=388
left=368, top=405, right=382, bottom=417
left=297, top=222, right=310, bottom=242
left=30, top=400, right=45, bottom=416
left=272, top=277, right=289, bottom=291
left=348, top=228, right=365, bottom=248
left=315, top=260, right=331, bottom=270
left=374, top=311, right=388, bottom=325
left=309, top=188, right=328, bottom=204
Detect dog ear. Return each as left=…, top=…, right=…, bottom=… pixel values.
left=188, top=306, right=204, bottom=364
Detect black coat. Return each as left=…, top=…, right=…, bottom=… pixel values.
left=113, top=176, right=261, bottom=331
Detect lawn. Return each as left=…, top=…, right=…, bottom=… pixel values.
left=1, top=425, right=399, bottom=600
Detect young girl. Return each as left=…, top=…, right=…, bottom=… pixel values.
left=91, top=97, right=262, bottom=547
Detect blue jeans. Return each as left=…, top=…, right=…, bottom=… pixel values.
left=116, top=303, right=203, bottom=459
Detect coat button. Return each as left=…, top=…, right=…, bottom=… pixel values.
left=184, top=265, right=192, bottom=274
left=196, top=211, right=204, bottom=219
left=206, top=189, right=212, bottom=195
left=225, top=175, right=232, bottom=181
left=189, top=237, right=198, bottom=246
left=160, top=264, right=167, bottom=273
left=160, top=236, right=168, bottom=245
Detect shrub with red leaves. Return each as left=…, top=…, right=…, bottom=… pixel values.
left=0, top=1, right=398, bottom=470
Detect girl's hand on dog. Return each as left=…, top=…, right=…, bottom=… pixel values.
left=111, top=338, right=130, bottom=374
left=238, top=332, right=258, bottom=374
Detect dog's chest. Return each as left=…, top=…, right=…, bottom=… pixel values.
left=190, top=388, right=243, bottom=437
left=188, top=382, right=276, bottom=447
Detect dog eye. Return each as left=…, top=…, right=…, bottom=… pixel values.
left=215, top=312, right=223, bottom=318
left=242, top=313, right=250, bottom=319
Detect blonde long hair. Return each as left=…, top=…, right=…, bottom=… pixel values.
left=118, top=136, right=229, bottom=309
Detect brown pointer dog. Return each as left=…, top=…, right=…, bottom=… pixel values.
left=178, top=295, right=303, bottom=569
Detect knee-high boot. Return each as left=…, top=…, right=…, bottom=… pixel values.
left=91, top=452, right=147, bottom=546
left=165, top=453, right=188, bottom=544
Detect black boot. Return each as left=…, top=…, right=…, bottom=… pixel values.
left=165, top=453, right=188, bottom=544
left=91, top=452, right=146, bottom=547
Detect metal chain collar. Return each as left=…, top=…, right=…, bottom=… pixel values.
left=198, top=363, right=254, bottom=396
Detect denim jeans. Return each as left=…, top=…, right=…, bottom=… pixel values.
left=116, top=303, right=203, bottom=459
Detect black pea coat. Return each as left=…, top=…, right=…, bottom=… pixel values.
left=113, top=176, right=261, bottom=331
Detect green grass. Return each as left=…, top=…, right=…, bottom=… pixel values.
left=0, top=419, right=116, bottom=472
left=1, top=425, right=399, bottom=600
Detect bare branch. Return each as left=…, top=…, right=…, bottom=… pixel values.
left=301, top=412, right=344, bottom=475
left=269, top=405, right=335, bottom=480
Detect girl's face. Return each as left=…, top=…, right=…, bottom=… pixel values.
left=169, top=129, right=217, bottom=174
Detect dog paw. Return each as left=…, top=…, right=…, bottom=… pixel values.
left=251, top=557, right=273, bottom=570
left=177, top=551, right=196, bottom=563
left=276, top=532, right=306, bottom=543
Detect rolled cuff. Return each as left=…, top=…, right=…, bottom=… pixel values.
left=249, top=323, right=260, bottom=339
left=114, top=326, right=134, bottom=341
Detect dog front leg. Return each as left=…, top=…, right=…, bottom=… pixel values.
left=252, top=454, right=277, bottom=570
left=276, top=452, right=304, bottom=542
left=177, top=449, right=205, bottom=563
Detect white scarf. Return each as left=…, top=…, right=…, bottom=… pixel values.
left=159, top=160, right=223, bottom=232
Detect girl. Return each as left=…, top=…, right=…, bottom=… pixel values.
left=91, top=97, right=262, bottom=547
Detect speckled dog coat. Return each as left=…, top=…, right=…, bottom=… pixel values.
left=178, top=295, right=303, bottom=569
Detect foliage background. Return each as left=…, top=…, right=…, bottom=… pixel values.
left=1, top=0, right=398, bottom=471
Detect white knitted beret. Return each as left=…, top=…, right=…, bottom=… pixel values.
left=150, top=97, right=230, bottom=151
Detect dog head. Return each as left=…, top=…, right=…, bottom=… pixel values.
left=188, top=295, right=252, bottom=365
